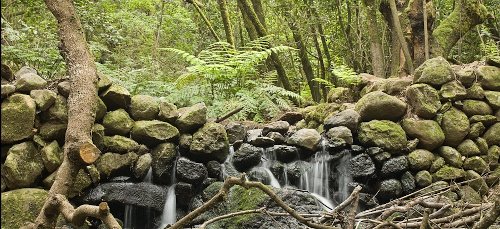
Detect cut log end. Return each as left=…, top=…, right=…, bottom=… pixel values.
left=79, top=142, right=101, bottom=165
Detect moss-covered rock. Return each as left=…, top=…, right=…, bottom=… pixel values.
left=461, top=100, right=493, bottom=116
left=458, top=185, right=481, bottom=204
left=486, top=145, right=500, bottom=169
left=129, top=95, right=159, bottom=121
left=469, top=114, right=497, bottom=126
left=465, top=170, right=489, bottom=196
left=102, top=109, right=134, bottom=136
left=92, top=124, right=105, bottom=151
left=151, top=143, right=177, bottom=185
left=97, top=73, right=112, bottom=93
left=440, top=80, right=467, bottom=101
left=456, top=66, right=476, bottom=87
left=39, top=122, right=67, bottom=144
left=302, top=103, right=342, bottom=124
left=175, top=102, right=207, bottom=133
left=355, top=91, right=407, bottom=121
left=3, top=142, right=44, bottom=189
left=413, top=57, right=454, bottom=86
left=441, top=107, right=470, bottom=146
left=158, top=100, right=179, bottom=123
left=134, top=153, right=152, bottom=180
left=14, top=73, right=47, bottom=92
left=40, top=141, right=62, bottom=173
left=430, top=156, right=445, bottom=173
left=68, top=168, right=95, bottom=198
left=359, top=120, right=408, bottom=152
left=131, top=120, right=179, bottom=146
left=1, top=188, right=49, bottom=228
left=402, top=119, right=445, bottom=150
left=466, top=83, right=485, bottom=100
left=56, top=81, right=70, bottom=97
left=40, top=95, right=68, bottom=122
left=95, top=152, right=138, bottom=179
left=484, top=90, right=500, bottom=109
left=1, top=94, right=36, bottom=144
left=29, top=89, right=56, bottom=111
left=190, top=122, right=230, bottom=162
left=95, top=97, right=107, bottom=121
left=415, top=170, right=432, bottom=187
left=286, top=128, right=321, bottom=152
left=408, top=149, right=435, bottom=171
left=438, top=146, right=463, bottom=167
left=406, top=83, right=441, bottom=119
left=100, top=84, right=131, bottom=110
left=1, top=84, right=15, bottom=98
left=463, top=156, right=489, bottom=174
left=483, top=123, right=500, bottom=146
left=457, top=139, right=482, bottom=156
left=475, top=137, right=489, bottom=154
left=103, top=135, right=140, bottom=153
left=476, top=65, right=500, bottom=90
left=467, top=122, right=485, bottom=139
left=433, top=165, right=465, bottom=181
left=485, top=167, right=500, bottom=187
left=378, top=179, right=403, bottom=201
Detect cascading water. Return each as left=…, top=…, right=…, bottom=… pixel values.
left=337, top=152, right=353, bottom=202
left=123, top=205, right=134, bottom=229
left=260, top=148, right=281, bottom=188
left=143, top=167, right=153, bottom=229
left=299, top=139, right=334, bottom=210
left=158, top=160, right=177, bottom=229
left=221, top=145, right=239, bottom=179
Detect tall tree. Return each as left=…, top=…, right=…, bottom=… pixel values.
left=363, top=0, right=386, bottom=78
left=186, top=0, right=221, bottom=42
left=217, top=0, right=235, bottom=46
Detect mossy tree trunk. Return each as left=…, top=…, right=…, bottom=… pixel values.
left=217, top=0, right=235, bottom=46
left=363, top=0, right=386, bottom=78
left=406, top=0, right=435, bottom=67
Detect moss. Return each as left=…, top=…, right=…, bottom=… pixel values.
left=463, top=156, right=489, bottom=174
left=359, top=120, right=408, bottom=152
left=462, top=100, right=493, bottom=116
left=408, top=149, right=435, bottom=171
left=433, top=165, right=465, bottom=181
left=1, top=188, right=49, bottom=228
left=303, top=103, right=341, bottom=124
left=1, top=94, right=36, bottom=144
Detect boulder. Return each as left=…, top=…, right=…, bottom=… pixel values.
left=102, top=109, right=134, bottom=136
left=266, top=132, right=285, bottom=144
left=14, top=66, right=37, bottom=78
left=133, top=153, right=152, bottom=180
left=441, top=107, right=470, bottom=146
left=129, top=95, right=159, bottom=120
left=225, top=122, right=246, bottom=144
left=190, top=122, right=229, bottom=162
left=468, top=122, right=485, bottom=139
left=401, top=171, right=416, bottom=194
left=176, top=157, right=207, bottom=185
left=465, top=170, right=489, bottom=196
left=262, top=121, right=289, bottom=136
left=469, top=115, right=497, bottom=126
left=245, top=129, right=262, bottom=143
left=358, top=120, right=408, bottom=152
left=100, top=84, right=131, bottom=110
left=1, top=188, right=49, bottom=228
left=232, top=143, right=263, bottom=171
left=158, top=100, right=179, bottom=123
left=326, top=126, right=353, bottom=145
left=131, top=120, right=179, bottom=146
left=483, top=123, right=500, bottom=146
left=457, top=139, right=482, bottom=156
left=476, top=65, right=500, bottom=90
left=458, top=185, right=482, bottom=204
left=433, top=165, right=465, bottom=181
left=1, top=94, right=36, bottom=144
left=40, top=141, right=62, bottom=173
left=402, top=119, right=445, bottom=151
left=151, top=143, right=177, bottom=185
left=406, top=84, right=441, bottom=118
left=484, top=90, right=500, bottom=109
left=430, top=156, right=445, bottom=173
left=278, top=111, right=304, bottom=125
left=461, top=100, right=493, bottom=116
left=95, top=97, right=107, bottom=121
left=97, top=73, right=113, bottom=93
left=324, top=109, right=360, bottom=132
left=30, top=89, right=56, bottom=111
left=57, top=81, right=70, bottom=97
left=270, top=145, right=299, bottom=163
left=413, top=57, right=454, bottom=86
left=3, top=142, right=44, bottom=189
left=286, top=129, right=321, bottom=151
left=438, top=146, right=463, bottom=167
left=415, top=171, right=432, bottom=187
left=175, top=102, right=207, bottom=133
left=378, top=179, right=403, bottom=201
left=466, top=83, right=485, bottom=100
left=408, top=149, right=435, bottom=171
left=349, top=153, right=376, bottom=178
left=380, top=156, right=409, bottom=177
left=355, top=91, right=407, bottom=121
left=206, top=161, right=222, bottom=178
left=463, top=156, right=489, bottom=174
left=103, top=135, right=140, bottom=153
left=1, top=84, right=15, bottom=98
left=440, top=80, right=467, bottom=101
left=249, top=136, right=274, bottom=147
left=95, top=152, right=138, bottom=179
left=14, top=73, right=47, bottom=92
left=39, top=122, right=67, bottom=144
left=456, top=66, right=476, bottom=87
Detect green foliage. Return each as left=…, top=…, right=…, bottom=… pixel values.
left=331, top=64, right=362, bottom=87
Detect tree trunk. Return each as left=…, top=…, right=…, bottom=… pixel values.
left=27, top=0, right=101, bottom=227
left=363, top=0, right=386, bottom=78
left=389, top=0, right=414, bottom=74
left=237, top=0, right=258, bottom=41
left=432, top=0, right=488, bottom=57
left=187, top=0, right=221, bottom=42
left=217, top=0, right=235, bottom=46
left=250, top=0, right=266, bottom=28
left=406, top=0, right=435, bottom=67
left=306, top=0, right=327, bottom=101
left=380, top=1, right=403, bottom=77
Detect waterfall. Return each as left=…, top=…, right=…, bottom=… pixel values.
left=143, top=167, right=153, bottom=229
left=282, top=163, right=289, bottom=187
left=337, top=152, right=353, bottom=201
left=261, top=148, right=281, bottom=188
left=123, top=205, right=134, bottom=229
left=158, top=159, right=177, bottom=229
left=143, top=167, right=153, bottom=183
left=299, top=140, right=334, bottom=210
left=221, top=145, right=238, bottom=179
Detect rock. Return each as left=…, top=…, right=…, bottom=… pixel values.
left=40, top=95, right=67, bottom=122
left=225, top=122, right=246, bottom=144
left=233, top=143, right=263, bottom=171
left=131, top=120, right=179, bottom=146
left=262, top=121, right=289, bottom=136
left=378, top=179, right=403, bottom=201
left=469, top=115, right=497, bottom=126
left=484, top=91, right=500, bottom=109
left=380, top=156, right=408, bottom=177
left=456, top=66, right=476, bottom=87
left=415, top=171, right=432, bottom=187
left=40, top=141, right=62, bottom=173
left=286, top=160, right=312, bottom=184
left=485, top=167, right=500, bottom=187
left=433, top=165, right=465, bottom=181
left=175, top=182, right=194, bottom=208
left=408, top=149, right=435, bottom=171
left=249, top=136, right=274, bottom=147
left=68, top=168, right=96, bottom=198
left=373, top=151, right=392, bottom=163
left=406, top=84, right=442, bottom=118
left=468, top=122, right=485, bottom=139
left=270, top=145, right=299, bottom=163
left=245, top=129, right=262, bottom=143
left=175, top=102, right=207, bottom=133
left=286, top=128, right=321, bottom=152
left=1, top=64, right=14, bottom=81
left=483, top=123, right=500, bottom=146
left=466, top=83, right=485, bottom=100
left=358, top=120, right=408, bottom=152
left=487, top=145, right=500, bottom=169
left=441, top=107, right=470, bottom=146
left=102, top=109, right=134, bottom=136
left=57, top=81, right=70, bottom=97
left=176, top=157, right=207, bottom=185
left=14, top=73, right=47, bottom=92
left=39, top=122, right=66, bottom=144
left=133, top=153, right=152, bottom=180
left=151, top=143, right=176, bottom=185
left=158, top=100, right=178, bottom=123
left=14, top=66, right=37, bottom=78
left=349, top=153, right=376, bottom=178
left=179, top=134, right=192, bottom=150
left=401, top=171, right=416, bottom=194
left=324, top=109, right=360, bottom=132
left=438, top=146, right=463, bottom=167
left=1, top=84, right=15, bottom=98
left=3, top=142, right=44, bottom=189
left=100, top=84, right=131, bottom=110
left=413, top=57, right=454, bottom=86
left=458, top=185, right=481, bottom=204
left=95, top=97, right=107, bottom=121
left=103, top=135, right=140, bottom=153
left=486, top=55, right=500, bottom=67
left=326, top=126, right=353, bottom=145
left=129, top=95, right=159, bottom=120
left=1, top=188, right=49, bottom=228
left=95, top=152, right=138, bottom=179
left=440, top=80, right=467, bottom=101
left=465, top=170, right=489, bottom=196
left=457, top=139, right=482, bottom=156
left=402, top=119, right=445, bottom=151
left=278, top=112, right=304, bottom=124
left=476, top=137, right=489, bottom=155
left=97, top=73, right=113, bottom=93
left=463, top=156, right=489, bottom=174
left=462, top=100, right=493, bottom=116
left=206, top=161, right=221, bottom=178
left=29, top=89, right=56, bottom=111
left=80, top=182, right=166, bottom=211
left=476, top=65, right=500, bottom=90
left=266, top=132, right=285, bottom=144
left=190, top=122, right=229, bottom=162
left=430, top=156, right=445, bottom=173
left=355, top=91, right=407, bottom=121
left=360, top=76, right=413, bottom=96
left=1, top=94, right=36, bottom=144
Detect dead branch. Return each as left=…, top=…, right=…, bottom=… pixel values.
left=321, top=185, right=362, bottom=224
left=346, top=186, right=360, bottom=229
left=473, top=197, right=500, bottom=229
left=198, top=207, right=266, bottom=229
left=215, top=107, right=243, bottom=123
left=372, top=221, right=403, bottom=229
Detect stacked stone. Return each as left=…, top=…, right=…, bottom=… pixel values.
left=346, top=57, right=499, bottom=203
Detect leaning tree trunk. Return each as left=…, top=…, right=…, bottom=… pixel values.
left=24, top=0, right=109, bottom=228
left=432, top=0, right=488, bottom=57
left=217, top=0, right=235, bottom=46
left=389, top=0, right=414, bottom=74
left=363, top=0, right=386, bottom=78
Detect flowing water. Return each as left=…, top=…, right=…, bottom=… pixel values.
left=123, top=205, right=134, bottom=229
left=158, top=159, right=177, bottom=229
left=221, top=145, right=239, bottom=179
left=260, top=148, right=281, bottom=188
left=337, top=152, right=353, bottom=201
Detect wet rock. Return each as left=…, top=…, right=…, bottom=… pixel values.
left=206, top=161, right=221, bottom=178
left=129, top=95, right=159, bottom=120
left=225, top=122, right=246, bottom=144
left=408, top=149, right=435, bottom=171
left=476, top=65, right=500, bottom=90
left=103, top=135, right=140, bottom=153
left=100, top=84, right=131, bottom=110
left=324, top=109, right=360, bottom=133
left=40, top=95, right=67, bottom=122
left=102, top=109, right=134, bottom=136
left=462, top=100, right=493, bottom=116
left=14, top=73, right=47, bottom=92
left=131, top=120, right=179, bottom=146
left=262, top=121, right=289, bottom=136
left=190, top=122, right=229, bottom=162
left=270, top=145, right=299, bottom=163
left=483, top=123, right=500, bottom=146
left=359, top=120, right=407, bottom=152
left=378, top=179, right=403, bottom=201
left=133, top=153, right=152, bottom=180
left=406, top=83, right=441, bottom=119
left=401, top=171, right=416, bottom=194
left=413, top=57, right=454, bottom=86
left=233, top=143, right=263, bottom=171
left=266, top=132, right=285, bottom=144
left=349, top=153, right=376, bottom=178
left=326, top=126, right=353, bottom=145
left=380, top=156, right=408, bottom=177
left=355, top=91, right=407, bottom=121
left=440, top=80, right=467, bottom=101
left=95, top=152, right=138, bottom=179
left=175, top=182, right=194, bottom=208
left=158, top=100, right=179, bottom=123
left=286, top=129, right=321, bottom=152
left=438, top=146, right=463, bottom=167
left=57, top=81, right=70, bottom=97
left=433, top=165, right=465, bottom=181
left=465, top=170, right=489, bottom=196
left=415, top=171, right=432, bottom=187
left=176, top=157, right=207, bottom=185
left=278, top=112, right=304, bottom=125
left=175, top=102, right=207, bottom=133
left=441, top=107, right=470, bottom=146
left=463, top=156, right=489, bottom=174
left=40, top=141, right=62, bottom=173
left=430, top=156, right=445, bottom=173
left=1, top=188, right=49, bottom=228
left=29, top=89, right=56, bottom=111
left=245, top=129, right=262, bottom=143
left=1, top=94, right=36, bottom=144
left=249, top=136, right=275, bottom=147
left=286, top=160, right=312, bottom=184
left=3, top=142, right=44, bottom=189
left=402, top=118, right=445, bottom=151
left=151, top=143, right=176, bottom=185
left=457, top=139, right=481, bottom=156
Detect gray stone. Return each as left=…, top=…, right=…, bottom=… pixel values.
left=463, top=156, right=489, bottom=174
left=206, top=161, right=222, bottom=178
left=175, top=102, right=207, bottom=133
left=430, top=156, right=445, bottom=173
left=190, top=122, right=229, bottom=162
left=29, top=89, right=56, bottom=111
left=456, top=66, right=476, bottom=87
left=278, top=112, right=304, bottom=125
left=131, top=120, right=179, bottom=146
left=133, top=153, right=152, bottom=180
left=39, top=122, right=67, bottom=144
left=401, top=171, right=416, bottom=194
left=3, top=142, right=44, bottom=189
left=262, top=121, right=289, bottom=136
left=97, top=73, right=113, bottom=93
left=286, top=129, right=321, bottom=151
left=355, top=91, right=407, bottom=121
left=380, top=156, right=409, bottom=177
left=100, top=84, right=131, bottom=110
left=378, top=179, right=403, bottom=201
left=413, top=57, right=454, bottom=86
left=468, top=122, right=485, bottom=139
left=465, top=170, right=489, bottom=196
left=1, top=84, right=15, bottom=98
left=349, top=153, right=376, bottom=178
left=1, top=94, right=36, bottom=144
left=102, top=109, right=134, bottom=135
left=324, top=109, right=360, bottom=132
left=326, top=126, right=353, bottom=145
left=176, top=157, right=207, bottom=185
left=266, top=132, right=285, bottom=144
left=484, top=90, right=500, bottom=109
left=233, top=143, right=263, bottom=171
left=433, top=165, right=465, bottom=181
left=469, top=115, right=497, bottom=126
left=225, top=122, right=246, bottom=144
left=129, top=95, right=159, bottom=121
left=14, top=73, right=47, bottom=92
left=270, top=145, right=299, bottom=163
left=466, top=83, right=485, bottom=100
left=95, top=97, right=107, bottom=121
left=249, top=136, right=274, bottom=147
